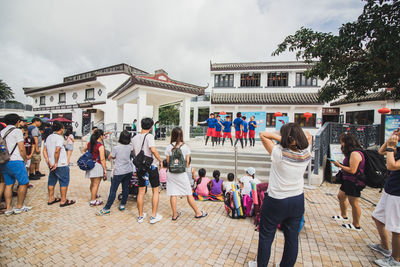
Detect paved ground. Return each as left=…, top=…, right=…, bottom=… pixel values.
left=0, top=142, right=388, bottom=266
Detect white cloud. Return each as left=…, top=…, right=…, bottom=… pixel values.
left=0, top=0, right=364, bottom=102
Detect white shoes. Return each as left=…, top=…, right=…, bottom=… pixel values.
left=150, top=214, right=163, bottom=224
left=13, top=206, right=32, bottom=214
left=137, top=213, right=147, bottom=223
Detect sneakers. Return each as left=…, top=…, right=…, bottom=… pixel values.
left=332, top=215, right=349, bottom=221
left=4, top=209, right=14, bottom=216
left=13, top=206, right=32, bottom=214
left=248, top=261, right=257, bottom=267
left=369, top=243, right=392, bottom=257
left=150, top=214, right=163, bottom=224
left=35, top=171, right=46, bottom=177
left=96, top=209, right=110, bottom=216
left=29, top=174, right=40, bottom=180
left=138, top=213, right=147, bottom=223
left=375, top=256, right=400, bottom=267
left=119, top=205, right=125, bottom=211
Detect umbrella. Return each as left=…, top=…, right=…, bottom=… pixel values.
left=48, top=117, right=72, bottom=123
left=41, top=117, right=51, bottom=121
left=25, top=116, right=35, bottom=123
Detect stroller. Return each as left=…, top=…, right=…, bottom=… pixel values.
left=117, top=172, right=147, bottom=201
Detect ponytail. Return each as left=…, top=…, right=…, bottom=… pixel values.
left=90, top=129, right=103, bottom=153
left=213, top=170, right=220, bottom=183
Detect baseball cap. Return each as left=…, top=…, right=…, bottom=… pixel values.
left=245, top=167, right=256, bottom=176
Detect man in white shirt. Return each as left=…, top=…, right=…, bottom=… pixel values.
left=0, top=113, right=31, bottom=215
left=132, top=118, right=163, bottom=224
left=43, top=122, right=75, bottom=207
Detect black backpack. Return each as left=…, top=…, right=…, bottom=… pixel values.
left=132, top=134, right=153, bottom=174
left=356, top=150, right=387, bottom=189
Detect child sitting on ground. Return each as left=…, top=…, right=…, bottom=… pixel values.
left=223, top=173, right=235, bottom=195
left=159, top=159, right=167, bottom=190
left=193, top=168, right=210, bottom=200
left=240, top=167, right=261, bottom=196
left=208, top=170, right=224, bottom=201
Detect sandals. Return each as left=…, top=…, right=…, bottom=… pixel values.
left=342, top=223, right=362, bottom=232
left=90, top=200, right=103, bottom=206
left=195, top=211, right=208, bottom=219
left=47, top=198, right=61, bottom=205
left=172, top=211, right=182, bottom=221
left=60, top=199, right=76, bottom=207
left=332, top=215, right=348, bottom=221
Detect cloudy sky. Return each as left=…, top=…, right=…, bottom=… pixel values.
left=0, top=0, right=365, bottom=102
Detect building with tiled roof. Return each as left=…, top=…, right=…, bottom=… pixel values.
left=202, top=61, right=333, bottom=135
left=24, top=64, right=206, bottom=137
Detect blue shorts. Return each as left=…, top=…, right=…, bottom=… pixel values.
left=1, top=161, right=29, bottom=186
left=48, top=166, right=70, bottom=187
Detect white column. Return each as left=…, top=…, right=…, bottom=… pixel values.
left=153, top=105, right=159, bottom=122
left=289, top=105, right=295, bottom=123
left=180, top=96, right=191, bottom=141
left=117, top=104, right=124, bottom=131
left=136, top=89, right=147, bottom=132
left=193, top=106, right=199, bottom=126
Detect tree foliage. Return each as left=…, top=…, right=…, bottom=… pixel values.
left=273, top=0, right=400, bottom=102
left=159, top=104, right=180, bottom=125
left=0, top=79, right=14, bottom=101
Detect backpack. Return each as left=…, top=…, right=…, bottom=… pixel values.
left=242, top=194, right=253, bottom=217
left=168, top=144, right=186, bottom=173
left=355, top=150, right=387, bottom=189
left=0, top=127, right=18, bottom=164
left=132, top=134, right=153, bottom=174
left=224, top=191, right=245, bottom=219
left=77, top=150, right=97, bottom=171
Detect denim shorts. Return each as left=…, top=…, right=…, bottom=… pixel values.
left=48, top=166, right=70, bottom=187
left=1, top=160, right=29, bottom=186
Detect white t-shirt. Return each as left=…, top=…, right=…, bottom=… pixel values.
left=45, top=133, right=68, bottom=167
left=267, top=145, right=311, bottom=199
left=240, top=175, right=261, bottom=195
left=112, top=144, right=134, bottom=175
left=0, top=125, right=24, bottom=161
left=165, top=143, right=190, bottom=160
left=223, top=181, right=235, bottom=194
left=132, top=133, right=158, bottom=167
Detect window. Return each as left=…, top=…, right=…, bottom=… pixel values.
left=295, top=113, right=316, bottom=127
left=346, top=110, right=374, bottom=125
left=267, top=72, right=288, bottom=87
left=39, top=96, right=45, bottom=106
left=214, top=74, right=234, bottom=87
left=85, top=88, right=95, bottom=100
left=266, top=113, right=288, bottom=127
left=240, top=73, right=260, bottom=87
left=59, top=93, right=66, bottom=103
left=391, top=109, right=400, bottom=115
left=296, top=73, right=318, bottom=86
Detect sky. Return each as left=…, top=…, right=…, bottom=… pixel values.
left=0, top=0, right=365, bottom=103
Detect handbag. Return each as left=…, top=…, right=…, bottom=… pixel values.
left=132, top=134, right=153, bottom=174
left=335, top=170, right=344, bottom=184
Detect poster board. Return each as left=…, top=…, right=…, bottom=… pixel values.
left=275, top=116, right=289, bottom=131
left=385, top=115, right=400, bottom=145
left=329, top=144, right=345, bottom=175
left=241, top=111, right=266, bottom=137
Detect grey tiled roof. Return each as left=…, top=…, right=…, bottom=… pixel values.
left=211, top=92, right=322, bottom=105
left=108, top=76, right=206, bottom=98
left=210, top=61, right=315, bottom=71
left=330, top=91, right=393, bottom=106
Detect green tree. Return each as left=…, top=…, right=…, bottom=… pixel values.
left=273, top=0, right=400, bottom=102
left=159, top=104, right=180, bottom=125
left=0, top=79, right=14, bottom=101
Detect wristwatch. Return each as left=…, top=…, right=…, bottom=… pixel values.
left=386, top=148, right=395, bottom=152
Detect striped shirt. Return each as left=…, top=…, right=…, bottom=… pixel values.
left=267, top=145, right=311, bottom=199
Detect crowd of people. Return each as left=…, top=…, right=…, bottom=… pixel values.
left=1, top=112, right=400, bottom=267
left=198, top=112, right=257, bottom=148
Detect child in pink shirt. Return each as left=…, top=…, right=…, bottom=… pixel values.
left=159, top=159, right=167, bottom=190
left=194, top=168, right=210, bottom=197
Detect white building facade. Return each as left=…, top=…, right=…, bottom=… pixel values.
left=24, top=64, right=205, bottom=138
left=204, top=61, right=331, bottom=135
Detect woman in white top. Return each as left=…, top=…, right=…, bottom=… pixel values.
left=254, top=123, right=311, bottom=267
left=165, top=127, right=207, bottom=220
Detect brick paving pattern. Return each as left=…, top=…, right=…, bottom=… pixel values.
left=0, top=146, right=387, bottom=266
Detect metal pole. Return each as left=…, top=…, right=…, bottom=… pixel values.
left=304, top=135, right=316, bottom=190
left=234, top=146, right=238, bottom=182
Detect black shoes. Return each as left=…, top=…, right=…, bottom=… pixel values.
left=36, top=171, right=46, bottom=177
left=29, top=174, right=40, bottom=180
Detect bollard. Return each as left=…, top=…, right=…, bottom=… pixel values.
left=234, top=146, right=238, bottom=183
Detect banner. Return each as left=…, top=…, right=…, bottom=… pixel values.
left=275, top=116, right=289, bottom=131
left=385, top=115, right=400, bottom=146
left=241, top=112, right=266, bottom=138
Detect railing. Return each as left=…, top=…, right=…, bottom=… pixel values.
left=191, top=94, right=210, bottom=102
left=313, top=122, right=381, bottom=175
left=0, top=102, right=33, bottom=111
